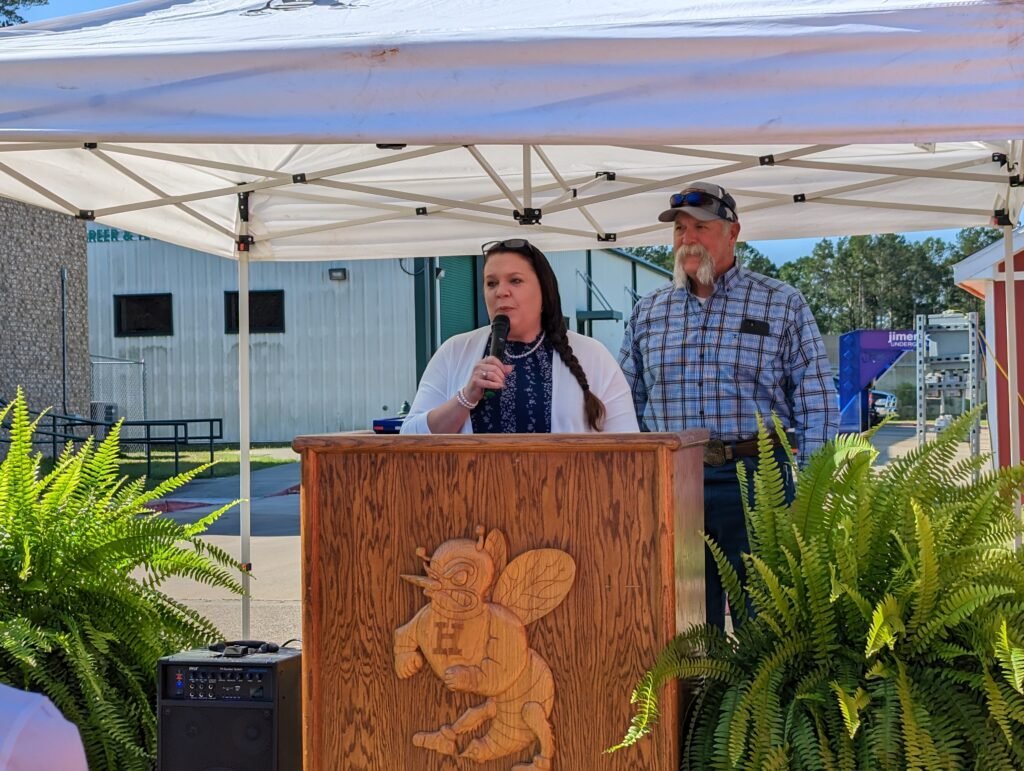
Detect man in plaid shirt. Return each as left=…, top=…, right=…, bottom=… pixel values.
left=618, top=181, right=838, bottom=629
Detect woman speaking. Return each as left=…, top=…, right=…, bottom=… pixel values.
left=400, top=240, right=638, bottom=434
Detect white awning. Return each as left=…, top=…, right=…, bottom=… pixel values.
left=1, top=0, right=1021, bottom=259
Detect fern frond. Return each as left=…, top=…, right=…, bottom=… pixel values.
left=792, top=527, right=835, bottom=665
left=865, top=594, right=905, bottom=659
left=996, top=619, right=1024, bottom=694
left=747, top=553, right=798, bottom=635
left=909, top=585, right=1013, bottom=653
left=610, top=624, right=743, bottom=752
left=831, top=681, right=870, bottom=739
left=907, top=502, right=939, bottom=637
left=703, top=533, right=749, bottom=628
left=790, top=432, right=874, bottom=545
left=893, top=659, right=944, bottom=771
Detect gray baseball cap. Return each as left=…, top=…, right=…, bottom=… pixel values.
left=657, top=182, right=738, bottom=223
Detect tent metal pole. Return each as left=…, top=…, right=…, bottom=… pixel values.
left=523, top=144, right=532, bottom=210
left=309, top=178, right=513, bottom=217
left=237, top=219, right=253, bottom=639
left=91, top=149, right=235, bottom=238
left=740, top=159, right=986, bottom=214
left=99, top=141, right=453, bottom=181
left=1005, top=226, right=1021, bottom=545
left=239, top=251, right=252, bottom=638
left=465, top=145, right=523, bottom=211
left=0, top=159, right=79, bottom=214
left=778, top=158, right=1006, bottom=183
left=532, top=146, right=608, bottom=236
left=542, top=144, right=830, bottom=216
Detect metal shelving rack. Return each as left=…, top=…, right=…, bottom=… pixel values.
left=915, top=312, right=981, bottom=459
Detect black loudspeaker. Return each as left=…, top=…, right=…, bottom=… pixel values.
left=157, top=645, right=301, bottom=771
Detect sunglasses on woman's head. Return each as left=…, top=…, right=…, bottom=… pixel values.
left=481, top=238, right=539, bottom=257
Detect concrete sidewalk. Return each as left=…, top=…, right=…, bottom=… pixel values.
left=158, top=460, right=302, bottom=644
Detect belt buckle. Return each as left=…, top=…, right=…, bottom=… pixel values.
left=704, top=439, right=727, bottom=466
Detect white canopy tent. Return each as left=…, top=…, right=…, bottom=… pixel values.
left=2, top=0, right=1023, bottom=635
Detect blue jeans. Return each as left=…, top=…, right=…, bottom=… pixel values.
left=703, top=446, right=795, bottom=630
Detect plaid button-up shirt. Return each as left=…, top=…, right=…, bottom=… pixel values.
left=618, top=264, right=838, bottom=466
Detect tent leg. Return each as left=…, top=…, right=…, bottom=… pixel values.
left=238, top=251, right=252, bottom=638
left=1006, top=227, right=1021, bottom=545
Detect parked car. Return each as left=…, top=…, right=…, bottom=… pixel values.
left=870, top=390, right=898, bottom=418
left=372, top=416, right=404, bottom=434
left=371, top=401, right=410, bottom=434
left=834, top=377, right=898, bottom=427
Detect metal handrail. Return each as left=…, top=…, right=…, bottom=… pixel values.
left=0, top=402, right=222, bottom=478
left=575, top=269, right=616, bottom=312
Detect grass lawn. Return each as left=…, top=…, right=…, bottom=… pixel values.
left=117, top=444, right=297, bottom=488
left=32, top=443, right=298, bottom=489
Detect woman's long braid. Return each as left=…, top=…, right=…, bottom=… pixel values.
left=547, top=323, right=606, bottom=431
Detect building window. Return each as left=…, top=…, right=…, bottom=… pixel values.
left=225, top=290, right=286, bottom=334
left=114, top=293, right=173, bottom=337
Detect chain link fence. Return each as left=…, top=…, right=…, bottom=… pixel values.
left=90, top=355, right=146, bottom=449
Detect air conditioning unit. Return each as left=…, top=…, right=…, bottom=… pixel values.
left=89, top=401, right=119, bottom=440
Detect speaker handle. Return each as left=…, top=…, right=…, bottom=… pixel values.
left=208, top=639, right=279, bottom=654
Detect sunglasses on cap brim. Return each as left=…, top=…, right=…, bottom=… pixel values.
left=669, top=190, right=737, bottom=222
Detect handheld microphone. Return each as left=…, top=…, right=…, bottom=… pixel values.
left=485, top=315, right=510, bottom=399
left=489, top=314, right=510, bottom=360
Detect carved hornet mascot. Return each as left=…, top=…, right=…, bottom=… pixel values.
left=394, top=526, right=576, bottom=771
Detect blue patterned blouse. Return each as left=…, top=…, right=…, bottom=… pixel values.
left=471, top=333, right=554, bottom=433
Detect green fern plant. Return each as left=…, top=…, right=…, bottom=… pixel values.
left=0, top=389, right=243, bottom=770
left=613, top=409, right=1024, bottom=769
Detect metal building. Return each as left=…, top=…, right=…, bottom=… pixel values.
left=88, top=226, right=418, bottom=442
left=88, top=227, right=669, bottom=441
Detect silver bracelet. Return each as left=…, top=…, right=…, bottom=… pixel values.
left=455, top=387, right=479, bottom=410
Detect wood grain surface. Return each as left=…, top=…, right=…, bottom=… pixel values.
left=300, top=432, right=706, bottom=771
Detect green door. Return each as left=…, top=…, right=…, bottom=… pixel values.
left=439, top=255, right=478, bottom=342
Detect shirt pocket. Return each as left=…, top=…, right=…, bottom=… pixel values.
left=722, top=329, right=784, bottom=396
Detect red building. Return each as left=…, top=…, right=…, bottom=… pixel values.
left=954, top=232, right=1024, bottom=471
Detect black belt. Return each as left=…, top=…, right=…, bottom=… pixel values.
left=703, top=434, right=792, bottom=467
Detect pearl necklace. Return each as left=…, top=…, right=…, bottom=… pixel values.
left=505, top=331, right=546, bottom=360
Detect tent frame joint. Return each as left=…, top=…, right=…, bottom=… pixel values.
left=759, top=154, right=776, bottom=166
left=76, top=210, right=95, bottom=220
left=237, top=189, right=251, bottom=222
left=597, top=233, right=617, bottom=242
left=514, top=207, right=542, bottom=225
left=595, top=171, right=616, bottom=181
left=793, top=193, right=807, bottom=203
left=292, top=172, right=307, bottom=184
left=993, top=208, right=1015, bottom=227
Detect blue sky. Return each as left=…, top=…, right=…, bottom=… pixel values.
left=20, top=0, right=115, bottom=20
left=20, top=0, right=965, bottom=266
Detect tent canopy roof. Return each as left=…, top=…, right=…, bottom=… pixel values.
left=1, top=0, right=1022, bottom=259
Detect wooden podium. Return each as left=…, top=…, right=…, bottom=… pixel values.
left=293, top=431, right=707, bottom=771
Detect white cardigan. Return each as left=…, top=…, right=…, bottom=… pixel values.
left=401, top=327, right=640, bottom=434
